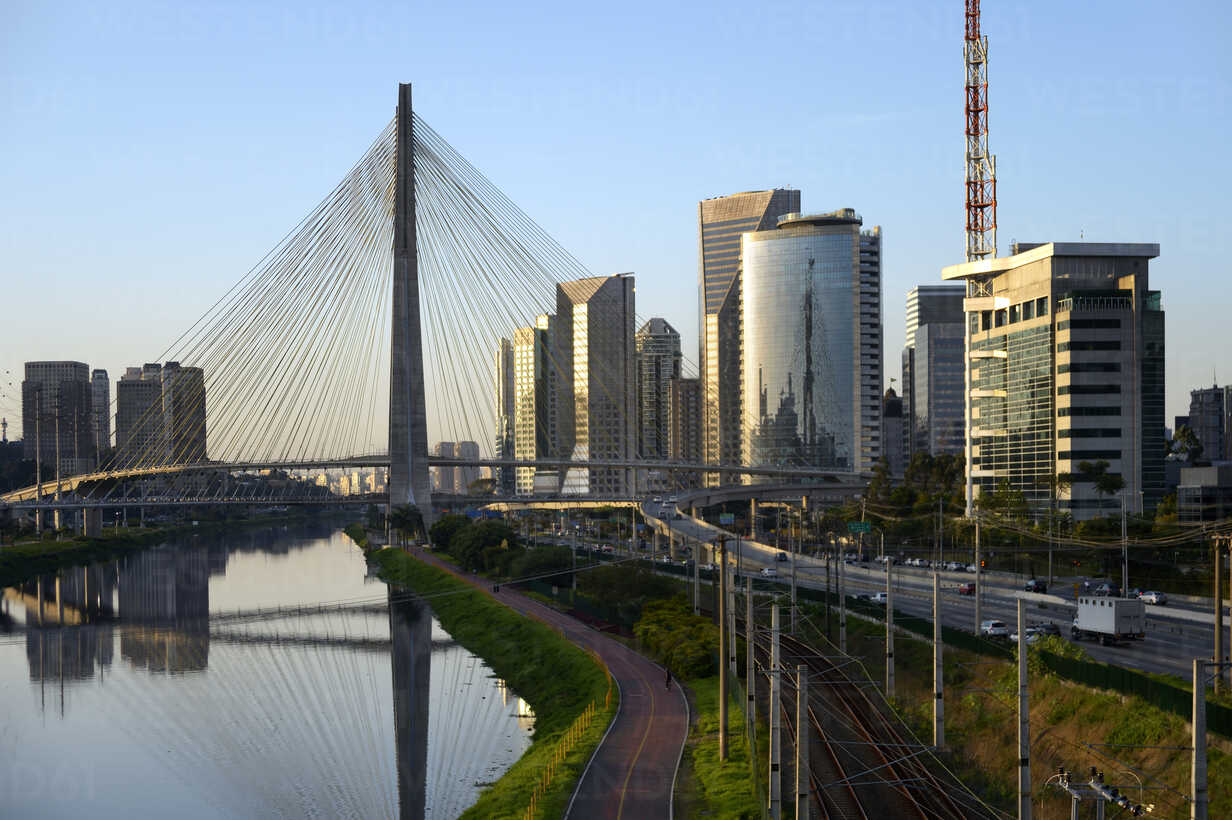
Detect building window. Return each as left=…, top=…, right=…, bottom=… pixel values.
left=995, top=309, right=1006, bottom=327
left=1058, top=340, right=1121, bottom=352
left=1023, top=300, right=1035, bottom=321
left=1037, top=297, right=1048, bottom=316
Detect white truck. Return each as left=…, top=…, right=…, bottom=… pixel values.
left=1070, top=596, right=1146, bottom=644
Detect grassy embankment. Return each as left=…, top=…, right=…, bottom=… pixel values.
left=0, top=512, right=322, bottom=588
left=373, top=548, right=616, bottom=820
left=342, top=522, right=370, bottom=549
left=798, top=605, right=1232, bottom=816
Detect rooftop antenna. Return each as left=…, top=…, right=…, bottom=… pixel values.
left=965, top=0, right=997, bottom=261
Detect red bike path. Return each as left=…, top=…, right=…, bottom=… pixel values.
left=410, top=549, right=689, bottom=820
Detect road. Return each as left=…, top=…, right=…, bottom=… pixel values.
left=639, top=500, right=1219, bottom=681
left=408, top=548, right=689, bottom=820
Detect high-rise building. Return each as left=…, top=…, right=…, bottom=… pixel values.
left=943, top=242, right=1166, bottom=520
left=670, top=377, right=702, bottom=487
left=881, top=388, right=906, bottom=476
left=161, top=362, right=207, bottom=464
left=91, top=369, right=110, bottom=458
left=512, top=318, right=558, bottom=495
left=902, top=285, right=966, bottom=461
left=1186, top=385, right=1232, bottom=462
left=21, top=361, right=94, bottom=476
left=432, top=441, right=457, bottom=493
left=635, top=318, right=682, bottom=460
left=456, top=440, right=480, bottom=494
left=116, top=364, right=165, bottom=467
left=699, top=189, right=800, bottom=484
left=556, top=274, right=636, bottom=495
left=739, top=210, right=883, bottom=475
left=494, top=337, right=515, bottom=494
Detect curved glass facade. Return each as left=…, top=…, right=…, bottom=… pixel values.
left=740, top=215, right=872, bottom=472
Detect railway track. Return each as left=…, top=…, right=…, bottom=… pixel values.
left=741, top=613, right=995, bottom=819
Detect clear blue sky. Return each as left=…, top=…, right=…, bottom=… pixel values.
left=2, top=0, right=1229, bottom=438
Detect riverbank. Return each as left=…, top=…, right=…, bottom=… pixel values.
left=373, top=548, right=616, bottom=819
left=0, top=510, right=332, bottom=588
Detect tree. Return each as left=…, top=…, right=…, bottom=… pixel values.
left=1171, top=424, right=1205, bottom=464
left=388, top=504, right=425, bottom=545
left=467, top=477, right=497, bottom=496
left=429, top=513, right=470, bottom=549
left=1065, top=460, right=1125, bottom=516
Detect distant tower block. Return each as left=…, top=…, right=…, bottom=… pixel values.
left=388, top=82, right=433, bottom=521
left=964, top=0, right=997, bottom=261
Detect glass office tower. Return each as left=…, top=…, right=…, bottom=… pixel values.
left=739, top=210, right=883, bottom=475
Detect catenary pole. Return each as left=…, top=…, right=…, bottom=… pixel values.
left=1192, top=659, right=1208, bottom=820
left=1018, top=598, right=1031, bottom=820
left=769, top=604, right=782, bottom=818
left=796, top=665, right=810, bottom=820
left=934, top=570, right=944, bottom=748
left=886, top=558, right=895, bottom=698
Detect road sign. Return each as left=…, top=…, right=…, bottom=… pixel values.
left=719, top=513, right=735, bottom=525
left=847, top=521, right=872, bottom=534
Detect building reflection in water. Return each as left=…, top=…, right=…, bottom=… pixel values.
left=389, top=587, right=430, bottom=820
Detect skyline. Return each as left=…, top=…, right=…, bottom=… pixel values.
left=3, top=0, right=1230, bottom=439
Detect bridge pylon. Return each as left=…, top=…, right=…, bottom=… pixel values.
left=389, top=82, right=433, bottom=523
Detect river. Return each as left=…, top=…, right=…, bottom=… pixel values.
left=0, top=520, right=534, bottom=819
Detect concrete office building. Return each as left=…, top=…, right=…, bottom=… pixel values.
left=494, top=337, right=515, bottom=494
left=456, top=441, right=480, bottom=494
left=670, top=376, right=702, bottom=487
left=739, top=209, right=883, bottom=475
left=1186, top=384, right=1232, bottom=462
left=943, top=242, right=1165, bottom=520
left=902, top=285, right=966, bottom=460
left=116, top=365, right=166, bottom=467
left=431, top=441, right=457, bottom=494
left=635, top=318, right=682, bottom=460
left=161, top=362, right=207, bottom=464
left=698, top=189, right=800, bottom=484
left=556, top=274, right=636, bottom=495
left=512, top=317, right=560, bottom=495
left=21, top=361, right=95, bottom=476
left=1178, top=465, right=1232, bottom=522
left=91, top=369, right=110, bottom=457
left=881, top=387, right=906, bottom=476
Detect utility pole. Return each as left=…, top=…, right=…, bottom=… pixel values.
left=790, top=546, right=798, bottom=633
left=825, top=554, right=832, bottom=640
left=769, top=604, right=782, bottom=818
left=1192, top=659, right=1208, bottom=820
left=54, top=405, right=62, bottom=532
left=886, top=558, right=895, bottom=699
left=718, top=538, right=729, bottom=761
left=796, top=665, right=810, bottom=820
left=974, top=513, right=982, bottom=633
left=746, top=576, right=755, bottom=744
left=1216, top=542, right=1224, bottom=696
left=1018, top=598, right=1031, bottom=820
left=34, top=389, right=42, bottom=534
left=1121, top=494, right=1129, bottom=596
left=933, top=571, right=944, bottom=748
left=838, top=548, right=847, bottom=654
left=693, top=548, right=701, bottom=616
left=729, top=562, right=738, bottom=678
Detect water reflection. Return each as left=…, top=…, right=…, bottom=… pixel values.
left=0, top=524, right=534, bottom=818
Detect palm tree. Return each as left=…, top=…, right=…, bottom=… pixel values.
left=388, top=504, right=424, bottom=547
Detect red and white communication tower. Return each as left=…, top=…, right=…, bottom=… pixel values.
left=964, top=0, right=997, bottom=261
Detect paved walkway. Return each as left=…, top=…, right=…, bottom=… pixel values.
left=409, top=549, right=689, bottom=820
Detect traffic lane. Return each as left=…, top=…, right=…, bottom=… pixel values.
left=780, top=565, right=1205, bottom=680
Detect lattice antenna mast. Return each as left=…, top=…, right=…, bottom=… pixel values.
left=965, top=0, right=997, bottom=261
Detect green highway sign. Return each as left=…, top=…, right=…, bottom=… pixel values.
left=847, top=521, right=872, bottom=534
left=719, top=513, right=735, bottom=525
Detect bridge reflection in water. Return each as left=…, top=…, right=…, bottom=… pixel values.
left=0, top=526, right=533, bottom=818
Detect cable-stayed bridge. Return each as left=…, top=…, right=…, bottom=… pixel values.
left=4, top=83, right=869, bottom=521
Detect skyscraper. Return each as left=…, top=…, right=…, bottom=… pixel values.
left=91, top=369, right=110, bottom=458
left=635, top=318, right=682, bottom=460
left=943, top=242, right=1165, bottom=519
left=881, top=388, right=905, bottom=476
left=512, top=318, right=558, bottom=495
left=739, top=210, right=883, bottom=476
left=669, top=377, right=702, bottom=487
left=116, top=365, right=165, bottom=467
left=21, top=361, right=94, bottom=476
left=161, top=362, right=207, bottom=464
left=1186, top=385, right=1232, bottom=462
left=698, top=189, right=800, bottom=483
left=902, top=285, right=966, bottom=461
left=494, top=338, right=515, bottom=493
left=432, top=441, right=457, bottom=493
left=556, top=274, right=636, bottom=495
left=456, top=440, right=480, bottom=493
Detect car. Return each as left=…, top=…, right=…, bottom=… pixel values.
left=652, top=496, right=662, bottom=503
left=1033, top=622, right=1062, bottom=637
left=776, top=551, right=789, bottom=562
left=699, top=562, right=716, bottom=572
left=1139, top=590, right=1168, bottom=605
left=601, top=544, right=615, bottom=554
left=946, top=561, right=964, bottom=572
left=1024, top=579, right=1047, bottom=594
left=760, top=567, right=778, bottom=578
left=1009, top=628, right=1041, bottom=645
left=966, top=563, right=978, bottom=573
left=980, top=619, right=1010, bottom=638
left=958, top=582, right=976, bottom=596
left=871, top=592, right=888, bottom=605
left=855, top=593, right=871, bottom=602
left=1093, top=582, right=1121, bottom=598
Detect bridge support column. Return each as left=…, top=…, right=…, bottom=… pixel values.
left=388, top=82, right=433, bottom=523
left=750, top=498, right=757, bottom=540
